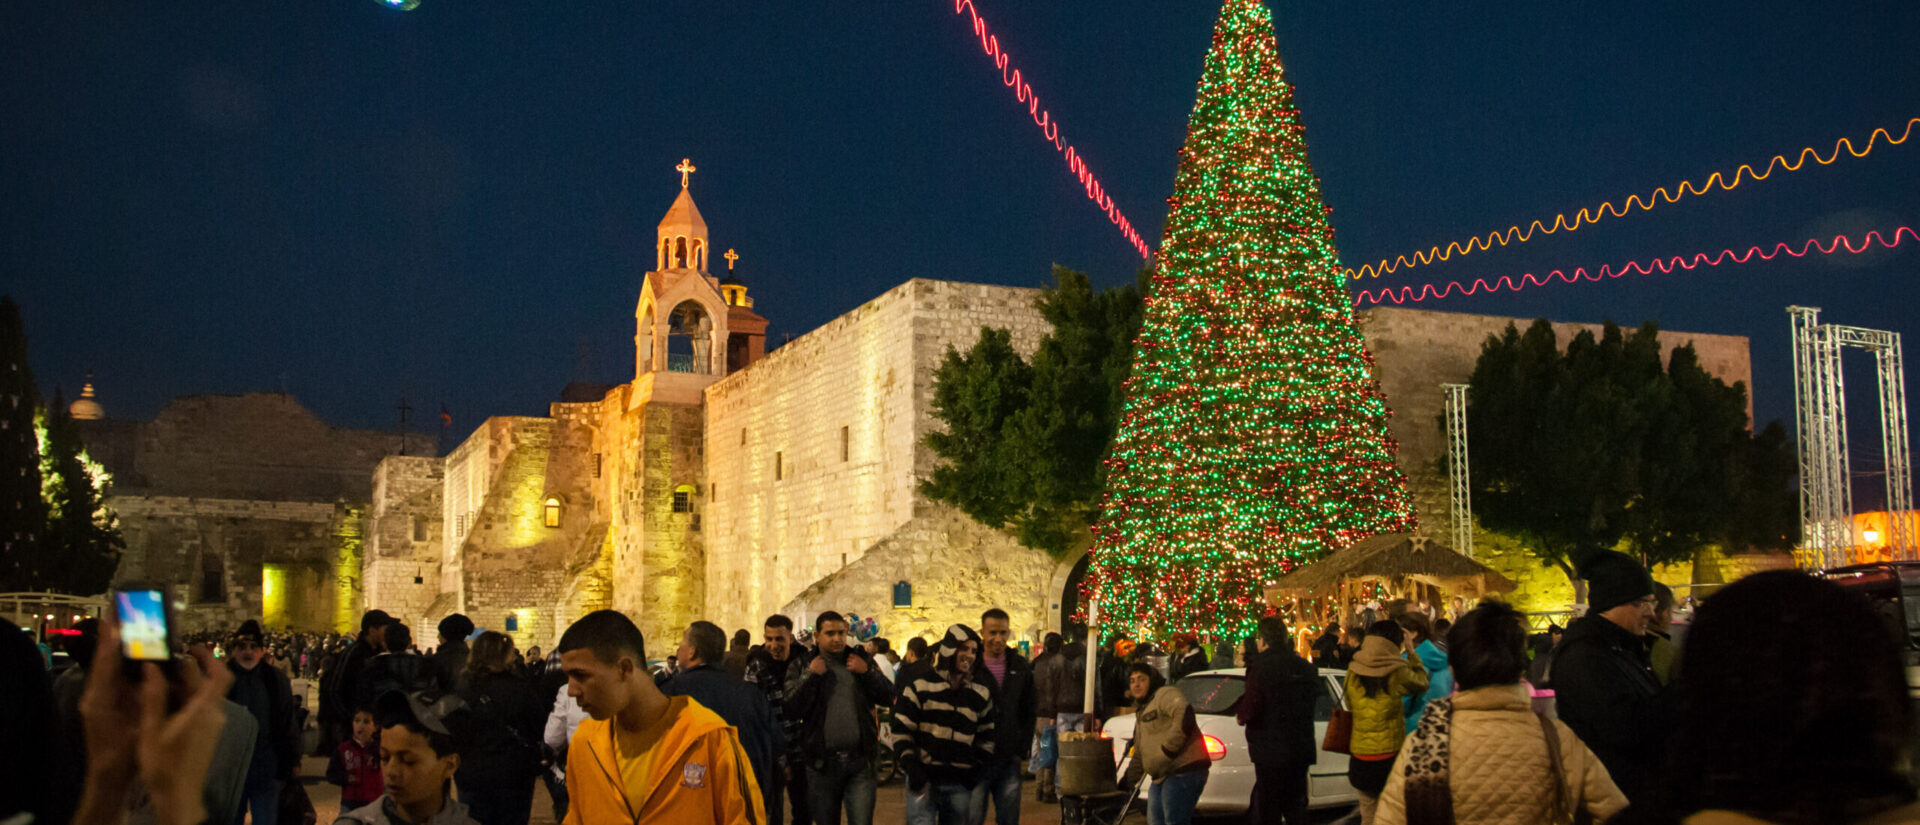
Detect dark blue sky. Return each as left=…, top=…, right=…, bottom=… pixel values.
left=5, top=1, right=1917, bottom=488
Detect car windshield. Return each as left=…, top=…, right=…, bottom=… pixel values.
left=1178, top=674, right=1245, bottom=714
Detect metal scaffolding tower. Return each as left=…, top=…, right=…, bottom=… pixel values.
left=1443, top=383, right=1474, bottom=559
left=1788, top=306, right=1914, bottom=568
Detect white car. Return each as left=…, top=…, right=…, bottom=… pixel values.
left=1099, top=667, right=1358, bottom=814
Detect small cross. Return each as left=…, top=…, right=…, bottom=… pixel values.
left=675, top=158, right=697, bottom=188
left=723, top=249, right=739, bottom=270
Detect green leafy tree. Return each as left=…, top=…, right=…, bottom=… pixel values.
left=921, top=267, right=1146, bottom=557
left=40, top=392, right=123, bottom=595
left=1466, top=319, right=1798, bottom=589
left=0, top=296, right=46, bottom=591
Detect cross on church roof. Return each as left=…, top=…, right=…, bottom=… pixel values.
left=676, top=158, right=696, bottom=188
left=724, top=248, right=739, bottom=270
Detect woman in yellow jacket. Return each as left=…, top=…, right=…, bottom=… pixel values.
left=1344, top=620, right=1427, bottom=825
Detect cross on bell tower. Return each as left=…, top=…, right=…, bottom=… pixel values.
left=676, top=158, right=696, bottom=189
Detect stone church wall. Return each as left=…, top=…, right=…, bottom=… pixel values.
left=79, top=393, right=409, bottom=632
left=702, top=279, right=1050, bottom=634
left=780, top=503, right=1058, bottom=644
left=363, top=456, right=444, bottom=634
left=111, top=496, right=352, bottom=634
left=440, top=416, right=595, bottom=651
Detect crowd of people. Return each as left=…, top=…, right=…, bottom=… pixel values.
left=3, top=546, right=1919, bottom=825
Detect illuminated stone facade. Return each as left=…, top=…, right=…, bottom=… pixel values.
left=80, top=393, right=405, bottom=633
left=389, top=182, right=1772, bottom=650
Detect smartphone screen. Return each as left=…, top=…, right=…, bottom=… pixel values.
left=114, top=589, right=172, bottom=661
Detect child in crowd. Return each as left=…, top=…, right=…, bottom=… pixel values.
left=337, top=692, right=479, bottom=825
left=327, top=707, right=386, bottom=817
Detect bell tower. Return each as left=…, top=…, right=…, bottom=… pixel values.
left=632, top=159, right=766, bottom=405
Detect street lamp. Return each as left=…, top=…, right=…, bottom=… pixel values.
left=1865, top=528, right=1883, bottom=544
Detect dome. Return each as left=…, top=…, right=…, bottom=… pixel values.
left=69, top=377, right=104, bottom=420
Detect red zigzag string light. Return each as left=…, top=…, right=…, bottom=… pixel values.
left=1351, top=227, right=1920, bottom=307
left=950, top=0, right=1151, bottom=259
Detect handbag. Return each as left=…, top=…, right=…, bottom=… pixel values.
left=1537, top=712, right=1592, bottom=825
left=1321, top=707, right=1353, bottom=754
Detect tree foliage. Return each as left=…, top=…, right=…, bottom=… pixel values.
left=921, top=266, right=1146, bottom=557
left=0, top=295, right=123, bottom=594
left=40, top=393, right=124, bottom=595
left=1465, top=319, right=1798, bottom=581
left=0, top=296, right=45, bottom=590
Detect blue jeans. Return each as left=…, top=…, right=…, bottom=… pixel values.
left=904, top=783, right=935, bottom=825
left=231, top=773, right=279, bottom=825
left=926, top=781, right=984, bottom=825
left=1147, top=769, right=1208, bottom=825
left=976, top=758, right=1021, bottom=825
left=806, top=753, right=876, bottom=825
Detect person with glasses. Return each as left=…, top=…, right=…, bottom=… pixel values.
left=1552, top=549, right=1668, bottom=805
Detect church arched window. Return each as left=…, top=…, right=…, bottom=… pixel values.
left=544, top=498, right=561, bottom=528
left=666, top=300, right=713, bottom=374
left=672, top=484, right=696, bottom=514
left=674, top=236, right=689, bottom=268
left=638, top=303, right=656, bottom=372
left=691, top=239, right=705, bottom=270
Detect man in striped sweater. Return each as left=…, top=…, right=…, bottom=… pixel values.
left=891, top=625, right=997, bottom=825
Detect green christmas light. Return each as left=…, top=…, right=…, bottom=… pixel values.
left=1086, top=0, right=1416, bottom=642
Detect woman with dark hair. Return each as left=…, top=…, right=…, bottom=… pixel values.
left=455, top=631, right=546, bottom=825
left=1615, top=571, right=1918, bottom=825
left=1344, top=620, right=1427, bottom=825
left=1375, top=601, right=1625, bottom=825
left=1126, top=661, right=1210, bottom=825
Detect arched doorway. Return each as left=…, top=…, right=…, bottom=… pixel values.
left=1058, top=553, right=1091, bottom=640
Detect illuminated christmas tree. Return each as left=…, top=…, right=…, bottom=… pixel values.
left=1087, top=0, right=1415, bottom=640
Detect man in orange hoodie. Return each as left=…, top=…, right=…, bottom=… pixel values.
left=557, top=610, right=765, bottom=825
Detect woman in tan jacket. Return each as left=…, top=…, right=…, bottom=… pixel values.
left=1375, top=601, right=1626, bottom=825
left=1128, top=662, right=1211, bottom=825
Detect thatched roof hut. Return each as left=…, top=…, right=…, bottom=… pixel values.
left=1264, top=533, right=1516, bottom=604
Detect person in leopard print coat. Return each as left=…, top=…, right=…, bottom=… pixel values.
left=1375, top=602, right=1625, bottom=825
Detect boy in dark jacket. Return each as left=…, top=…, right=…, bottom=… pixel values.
left=976, top=609, right=1035, bottom=825
left=891, top=625, right=996, bottom=824
left=327, top=707, right=386, bottom=816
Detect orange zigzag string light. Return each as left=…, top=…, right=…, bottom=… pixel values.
left=1351, top=226, right=1920, bottom=306
left=951, top=0, right=1151, bottom=259
left=1346, top=117, right=1920, bottom=280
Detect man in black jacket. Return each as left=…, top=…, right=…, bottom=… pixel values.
left=787, top=610, right=895, bottom=825
left=319, top=609, right=391, bottom=755
left=358, top=623, right=442, bottom=707
left=431, top=613, right=474, bottom=693
left=976, top=608, right=1036, bottom=825
left=667, top=620, right=782, bottom=825
left=227, top=619, right=298, bottom=825
left=745, top=613, right=812, bottom=825
left=1237, top=616, right=1319, bottom=825
left=1554, top=549, right=1666, bottom=804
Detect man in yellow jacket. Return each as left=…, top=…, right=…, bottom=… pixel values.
left=556, top=610, right=765, bottom=825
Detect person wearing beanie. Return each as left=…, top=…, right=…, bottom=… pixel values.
left=433, top=613, right=475, bottom=693
left=228, top=619, right=298, bottom=825
left=1552, top=548, right=1667, bottom=804
left=890, top=624, right=996, bottom=824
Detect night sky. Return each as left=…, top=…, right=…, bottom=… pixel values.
left=5, top=2, right=1917, bottom=495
